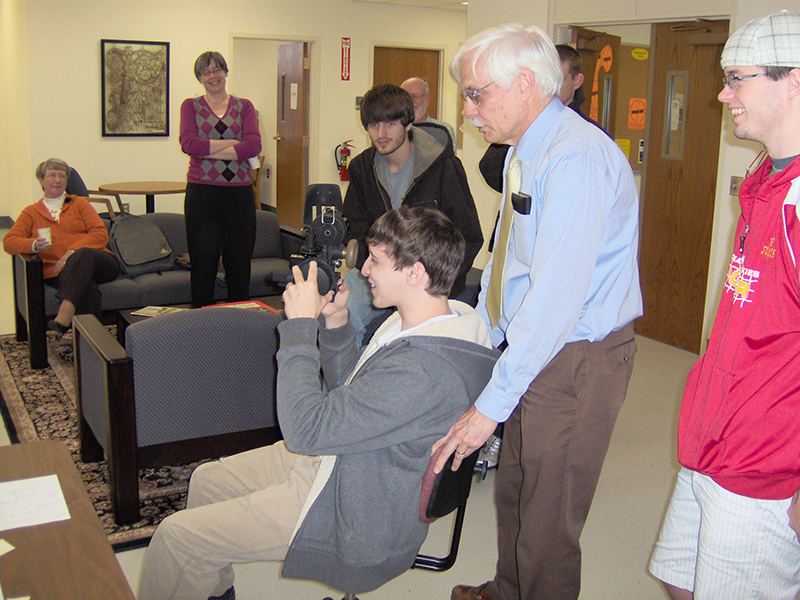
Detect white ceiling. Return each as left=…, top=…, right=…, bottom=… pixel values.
left=354, top=0, right=467, bottom=11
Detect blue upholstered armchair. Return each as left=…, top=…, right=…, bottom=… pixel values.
left=73, top=306, right=284, bottom=525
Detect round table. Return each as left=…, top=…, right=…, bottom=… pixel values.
left=98, top=181, right=186, bottom=213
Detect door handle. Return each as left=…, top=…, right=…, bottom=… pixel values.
left=273, top=134, right=282, bottom=141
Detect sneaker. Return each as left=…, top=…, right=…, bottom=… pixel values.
left=208, top=586, right=235, bottom=600
left=474, top=434, right=502, bottom=479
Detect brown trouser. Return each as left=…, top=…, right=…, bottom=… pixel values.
left=46, top=248, right=120, bottom=319
left=489, top=323, right=636, bottom=600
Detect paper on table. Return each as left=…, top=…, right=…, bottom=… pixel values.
left=0, top=475, right=70, bottom=532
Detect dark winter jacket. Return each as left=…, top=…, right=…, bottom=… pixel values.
left=343, top=123, right=483, bottom=295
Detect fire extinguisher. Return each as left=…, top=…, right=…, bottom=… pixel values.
left=335, top=140, right=354, bottom=182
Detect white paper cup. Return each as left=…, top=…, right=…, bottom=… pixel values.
left=37, top=227, right=52, bottom=244
left=248, top=156, right=261, bottom=169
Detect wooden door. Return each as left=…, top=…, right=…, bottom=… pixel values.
left=373, top=47, right=441, bottom=119
left=636, top=20, right=729, bottom=352
left=571, top=27, right=621, bottom=133
left=615, top=45, right=651, bottom=172
left=275, top=42, right=309, bottom=230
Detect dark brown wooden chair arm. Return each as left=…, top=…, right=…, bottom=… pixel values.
left=13, top=253, right=48, bottom=368
left=87, top=189, right=126, bottom=217
left=73, top=314, right=129, bottom=362
left=73, top=314, right=139, bottom=524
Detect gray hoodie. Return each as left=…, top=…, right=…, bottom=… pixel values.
left=276, top=301, right=499, bottom=593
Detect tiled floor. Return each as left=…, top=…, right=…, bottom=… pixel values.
left=0, top=237, right=690, bottom=598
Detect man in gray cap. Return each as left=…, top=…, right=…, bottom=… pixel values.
left=649, top=11, right=800, bottom=600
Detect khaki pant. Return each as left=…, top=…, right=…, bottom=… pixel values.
left=489, top=324, right=636, bottom=600
left=137, top=442, right=320, bottom=600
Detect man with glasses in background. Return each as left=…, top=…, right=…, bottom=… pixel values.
left=433, top=23, right=642, bottom=600
left=400, top=76, right=457, bottom=144
left=649, top=12, right=800, bottom=600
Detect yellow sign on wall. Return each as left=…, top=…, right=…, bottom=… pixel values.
left=616, top=138, right=631, bottom=159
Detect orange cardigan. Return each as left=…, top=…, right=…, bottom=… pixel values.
left=3, top=195, right=112, bottom=279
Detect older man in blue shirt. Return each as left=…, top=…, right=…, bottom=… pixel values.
left=434, top=24, right=642, bottom=600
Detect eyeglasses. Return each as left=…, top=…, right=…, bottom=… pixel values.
left=722, top=72, right=767, bottom=90
left=200, top=67, right=225, bottom=78
left=460, top=81, right=495, bottom=105
left=408, top=93, right=429, bottom=101
left=43, top=172, right=68, bottom=180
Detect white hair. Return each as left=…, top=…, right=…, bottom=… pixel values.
left=449, top=23, right=562, bottom=98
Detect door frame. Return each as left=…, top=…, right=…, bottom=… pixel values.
left=231, top=34, right=320, bottom=214
left=368, top=41, right=452, bottom=133
left=554, top=20, right=729, bottom=351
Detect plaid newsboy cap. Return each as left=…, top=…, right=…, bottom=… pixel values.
left=721, top=11, right=800, bottom=68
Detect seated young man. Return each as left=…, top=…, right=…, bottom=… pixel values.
left=137, top=207, right=499, bottom=600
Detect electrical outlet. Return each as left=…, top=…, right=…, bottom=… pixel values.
left=122, top=202, right=130, bottom=213
left=729, top=176, right=744, bottom=196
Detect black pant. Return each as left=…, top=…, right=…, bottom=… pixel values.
left=45, top=248, right=120, bottom=319
left=184, top=182, right=256, bottom=308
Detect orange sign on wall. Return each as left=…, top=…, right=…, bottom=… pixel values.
left=628, top=98, right=646, bottom=130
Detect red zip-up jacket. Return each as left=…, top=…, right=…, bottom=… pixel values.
left=678, top=156, right=800, bottom=500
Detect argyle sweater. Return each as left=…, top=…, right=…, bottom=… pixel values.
left=179, top=95, right=261, bottom=186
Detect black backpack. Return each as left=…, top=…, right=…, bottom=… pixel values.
left=109, top=214, right=174, bottom=277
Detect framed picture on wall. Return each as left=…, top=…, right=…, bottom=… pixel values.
left=101, top=39, right=169, bottom=137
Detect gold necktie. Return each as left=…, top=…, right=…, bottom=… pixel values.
left=486, top=152, right=522, bottom=328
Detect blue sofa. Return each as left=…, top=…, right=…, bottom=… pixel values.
left=12, top=210, right=303, bottom=368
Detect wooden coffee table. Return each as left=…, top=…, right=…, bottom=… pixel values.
left=0, top=441, right=135, bottom=599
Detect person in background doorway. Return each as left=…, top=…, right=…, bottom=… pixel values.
left=180, top=50, right=262, bottom=308
left=555, top=44, right=586, bottom=113
left=401, top=76, right=457, bottom=144
left=3, top=158, right=120, bottom=337
left=556, top=43, right=610, bottom=136
left=649, top=11, right=800, bottom=599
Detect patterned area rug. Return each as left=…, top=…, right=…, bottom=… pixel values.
left=0, top=329, right=198, bottom=550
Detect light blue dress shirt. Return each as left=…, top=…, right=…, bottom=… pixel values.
left=474, top=98, right=643, bottom=422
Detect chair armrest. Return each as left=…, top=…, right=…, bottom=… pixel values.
left=73, top=314, right=130, bottom=363
left=72, top=314, right=139, bottom=524
left=13, top=253, right=47, bottom=368
left=279, top=224, right=305, bottom=260
left=86, top=196, right=116, bottom=219
left=87, top=189, right=126, bottom=217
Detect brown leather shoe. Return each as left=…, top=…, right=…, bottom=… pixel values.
left=451, top=582, right=494, bottom=600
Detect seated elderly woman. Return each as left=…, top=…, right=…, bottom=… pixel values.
left=3, top=158, right=119, bottom=337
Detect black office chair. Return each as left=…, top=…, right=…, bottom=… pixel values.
left=323, top=446, right=480, bottom=600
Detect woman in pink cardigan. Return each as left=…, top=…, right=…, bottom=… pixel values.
left=179, top=51, right=262, bottom=308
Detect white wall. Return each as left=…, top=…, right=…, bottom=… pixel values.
left=13, top=0, right=467, bottom=217
left=1, top=0, right=32, bottom=223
